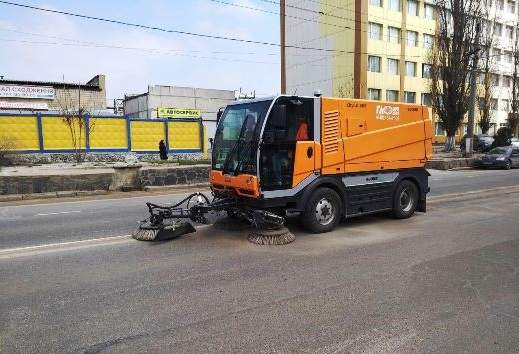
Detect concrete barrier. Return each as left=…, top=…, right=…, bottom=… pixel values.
left=0, top=164, right=212, bottom=200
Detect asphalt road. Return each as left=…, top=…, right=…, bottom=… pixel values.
left=1, top=171, right=518, bottom=353
left=1, top=168, right=519, bottom=250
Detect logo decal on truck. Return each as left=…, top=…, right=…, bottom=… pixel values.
left=376, top=105, right=400, bottom=121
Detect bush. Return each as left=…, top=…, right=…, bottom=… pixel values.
left=492, top=127, right=513, bottom=148
left=0, top=136, right=16, bottom=167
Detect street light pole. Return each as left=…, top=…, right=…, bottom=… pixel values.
left=280, top=0, right=286, bottom=94
left=466, top=22, right=481, bottom=157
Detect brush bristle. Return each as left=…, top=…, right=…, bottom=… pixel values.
left=247, top=227, right=295, bottom=245
left=131, top=227, right=160, bottom=241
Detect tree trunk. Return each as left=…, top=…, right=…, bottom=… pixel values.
left=444, top=135, right=456, bottom=152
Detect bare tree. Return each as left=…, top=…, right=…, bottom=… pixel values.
left=477, top=14, right=497, bottom=135
left=509, top=21, right=519, bottom=137
left=56, top=83, right=95, bottom=163
left=430, top=0, right=483, bottom=151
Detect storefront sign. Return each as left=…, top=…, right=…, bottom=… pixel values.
left=0, top=100, right=49, bottom=110
left=158, top=107, right=201, bottom=119
left=0, top=84, right=55, bottom=100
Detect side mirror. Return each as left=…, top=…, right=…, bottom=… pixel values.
left=216, top=108, right=224, bottom=125
left=263, top=131, right=275, bottom=144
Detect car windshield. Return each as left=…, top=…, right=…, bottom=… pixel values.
left=212, top=100, right=272, bottom=174
left=488, top=147, right=509, bottom=155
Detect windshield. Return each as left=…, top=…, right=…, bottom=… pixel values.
left=212, top=100, right=272, bottom=174
left=488, top=147, right=509, bottom=155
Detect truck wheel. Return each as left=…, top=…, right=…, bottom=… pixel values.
left=392, top=180, right=418, bottom=219
left=302, top=188, right=342, bottom=233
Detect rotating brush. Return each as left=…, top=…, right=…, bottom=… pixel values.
left=247, top=226, right=295, bottom=245
left=132, top=221, right=196, bottom=241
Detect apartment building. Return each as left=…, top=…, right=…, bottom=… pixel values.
left=284, top=0, right=518, bottom=137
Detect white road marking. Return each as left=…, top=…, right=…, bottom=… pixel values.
left=0, top=235, right=132, bottom=258
left=35, top=210, right=81, bottom=216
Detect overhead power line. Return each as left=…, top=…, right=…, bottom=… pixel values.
left=0, top=0, right=353, bottom=54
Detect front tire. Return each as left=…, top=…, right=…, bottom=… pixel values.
left=505, top=160, right=512, bottom=170
left=392, top=180, right=419, bottom=219
left=302, top=187, right=342, bottom=233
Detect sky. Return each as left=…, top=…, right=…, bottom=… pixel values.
left=0, top=0, right=281, bottom=103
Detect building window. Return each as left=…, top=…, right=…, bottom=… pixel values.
left=406, top=61, right=417, bottom=77
left=435, top=122, right=446, bottom=135
left=506, top=25, right=514, bottom=40
left=370, top=0, right=383, bottom=7
left=388, top=26, right=401, bottom=43
left=508, top=0, right=516, bottom=13
left=424, top=4, right=434, bottom=19
left=389, top=0, right=401, bottom=11
left=423, top=34, right=434, bottom=49
left=407, top=0, right=419, bottom=16
left=497, top=0, right=504, bottom=10
left=422, top=63, right=432, bottom=78
left=503, top=75, right=512, bottom=87
left=404, top=91, right=416, bottom=103
left=421, top=93, right=432, bottom=106
left=492, top=47, right=501, bottom=59
left=491, top=98, right=498, bottom=110
left=368, top=56, right=382, bottom=72
left=368, top=88, right=382, bottom=100
left=387, top=58, right=400, bottom=74
left=369, top=22, right=383, bottom=40
left=502, top=99, right=510, bottom=111
left=406, top=30, right=418, bottom=47
left=386, top=90, right=399, bottom=102
left=494, top=23, right=503, bottom=37
left=491, top=74, right=500, bottom=86
left=504, top=51, right=513, bottom=63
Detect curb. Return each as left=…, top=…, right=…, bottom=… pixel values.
left=0, top=183, right=211, bottom=203
left=143, top=183, right=210, bottom=192
left=0, top=190, right=109, bottom=203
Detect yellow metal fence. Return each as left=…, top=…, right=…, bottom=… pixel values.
left=0, top=113, right=204, bottom=153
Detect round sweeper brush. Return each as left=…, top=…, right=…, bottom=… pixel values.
left=247, top=226, right=295, bottom=246
left=132, top=221, right=196, bottom=241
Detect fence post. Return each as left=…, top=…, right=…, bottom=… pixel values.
left=36, top=113, right=44, bottom=152
left=198, top=118, right=204, bottom=153
left=84, top=113, right=91, bottom=153
left=164, top=119, right=170, bottom=152
left=126, top=116, right=132, bottom=152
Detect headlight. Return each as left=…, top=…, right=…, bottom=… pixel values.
left=496, top=157, right=506, bottom=161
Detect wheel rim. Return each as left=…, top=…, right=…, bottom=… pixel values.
left=315, top=198, right=334, bottom=225
left=507, top=161, right=511, bottom=169
left=399, top=187, right=415, bottom=213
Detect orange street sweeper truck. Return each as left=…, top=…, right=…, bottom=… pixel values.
left=133, top=94, right=433, bottom=240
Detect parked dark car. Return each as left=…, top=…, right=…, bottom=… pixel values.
left=474, top=146, right=519, bottom=169
left=461, top=134, right=494, bottom=152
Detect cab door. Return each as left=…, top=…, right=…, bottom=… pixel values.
left=260, top=97, right=314, bottom=191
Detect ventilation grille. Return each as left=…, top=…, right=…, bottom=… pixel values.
left=323, top=110, right=340, bottom=154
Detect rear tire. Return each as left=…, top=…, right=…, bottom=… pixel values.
left=392, top=180, right=419, bottom=219
left=302, top=187, right=342, bottom=233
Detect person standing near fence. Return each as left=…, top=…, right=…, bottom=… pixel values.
left=159, top=140, right=168, bottom=160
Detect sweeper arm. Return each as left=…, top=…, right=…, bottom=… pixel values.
left=132, top=192, right=285, bottom=241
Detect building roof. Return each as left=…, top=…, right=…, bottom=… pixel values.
left=0, top=75, right=104, bottom=91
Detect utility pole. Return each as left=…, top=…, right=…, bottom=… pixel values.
left=465, top=22, right=481, bottom=157
left=280, top=0, right=286, bottom=94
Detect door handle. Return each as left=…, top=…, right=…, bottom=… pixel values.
left=307, top=146, right=313, bottom=158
